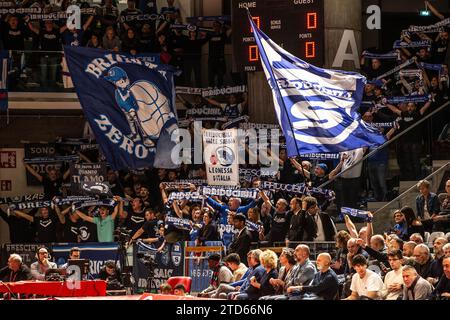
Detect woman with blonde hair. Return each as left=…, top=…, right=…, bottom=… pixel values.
left=248, top=249, right=278, bottom=299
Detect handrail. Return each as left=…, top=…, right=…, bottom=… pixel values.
left=318, top=100, right=450, bottom=189
left=374, top=160, right=450, bottom=215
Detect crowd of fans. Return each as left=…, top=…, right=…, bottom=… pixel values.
left=1, top=0, right=233, bottom=89
left=1, top=0, right=450, bottom=300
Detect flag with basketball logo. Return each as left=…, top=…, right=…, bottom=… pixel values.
left=203, top=129, right=239, bottom=186
left=64, top=46, right=180, bottom=170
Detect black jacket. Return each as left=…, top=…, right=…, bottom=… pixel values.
left=298, top=210, right=336, bottom=241
left=198, top=223, right=219, bottom=243
left=228, top=227, right=252, bottom=265
left=0, top=265, right=33, bottom=282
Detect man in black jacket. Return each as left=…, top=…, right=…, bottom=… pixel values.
left=298, top=196, right=336, bottom=242
left=0, top=253, right=33, bottom=282
left=290, top=252, right=339, bottom=300
left=286, top=197, right=303, bottom=246
left=228, top=213, right=252, bottom=265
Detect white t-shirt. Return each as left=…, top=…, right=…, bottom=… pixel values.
left=381, top=268, right=404, bottom=300
left=350, top=269, right=384, bottom=299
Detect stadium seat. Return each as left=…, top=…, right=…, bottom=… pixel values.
left=167, top=276, right=192, bottom=294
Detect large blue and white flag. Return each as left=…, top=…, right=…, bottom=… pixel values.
left=248, top=14, right=386, bottom=156
left=0, top=50, right=9, bottom=112
left=64, top=46, right=180, bottom=170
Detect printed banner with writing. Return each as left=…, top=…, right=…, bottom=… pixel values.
left=70, top=162, right=107, bottom=195
left=64, top=46, right=180, bottom=170
left=203, top=129, right=239, bottom=186
left=24, top=143, right=61, bottom=186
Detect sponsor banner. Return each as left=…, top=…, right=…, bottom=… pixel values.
left=203, top=129, right=239, bottom=186
left=52, top=242, right=119, bottom=278
left=133, top=241, right=184, bottom=293
left=70, top=162, right=107, bottom=195
left=198, top=186, right=258, bottom=199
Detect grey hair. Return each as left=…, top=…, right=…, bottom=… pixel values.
left=402, top=265, right=418, bottom=275
left=415, top=243, right=430, bottom=254
left=9, top=253, right=22, bottom=264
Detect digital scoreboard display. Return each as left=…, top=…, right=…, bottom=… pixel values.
left=232, top=0, right=325, bottom=72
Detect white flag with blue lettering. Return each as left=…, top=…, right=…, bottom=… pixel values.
left=248, top=14, right=386, bottom=155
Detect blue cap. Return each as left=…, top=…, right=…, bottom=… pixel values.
left=317, top=163, right=328, bottom=173
left=104, top=67, right=128, bottom=82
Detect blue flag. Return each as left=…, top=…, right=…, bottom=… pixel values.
left=248, top=14, right=386, bottom=156
left=0, top=50, right=9, bottom=111
left=64, top=46, right=180, bottom=170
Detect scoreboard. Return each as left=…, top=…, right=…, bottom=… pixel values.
left=232, top=0, right=325, bottom=72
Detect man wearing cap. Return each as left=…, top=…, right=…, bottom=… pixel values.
left=198, top=254, right=233, bottom=298
left=311, top=159, right=345, bottom=188
left=228, top=213, right=253, bottom=265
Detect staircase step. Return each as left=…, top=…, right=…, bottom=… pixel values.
left=399, top=181, right=418, bottom=193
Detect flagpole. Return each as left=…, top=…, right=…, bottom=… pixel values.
left=246, top=10, right=307, bottom=182
left=317, top=100, right=450, bottom=189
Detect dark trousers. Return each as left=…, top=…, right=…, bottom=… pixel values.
left=208, top=56, right=226, bottom=87
left=339, top=177, right=360, bottom=209
left=184, top=57, right=202, bottom=87
left=397, top=142, right=422, bottom=180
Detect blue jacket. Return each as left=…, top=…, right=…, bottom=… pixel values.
left=206, top=197, right=257, bottom=248
left=416, top=192, right=440, bottom=219
left=230, top=267, right=252, bottom=287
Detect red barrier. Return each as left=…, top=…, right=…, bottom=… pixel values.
left=0, top=280, right=107, bottom=297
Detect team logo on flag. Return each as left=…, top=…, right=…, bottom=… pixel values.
left=64, top=46, right=180, bottom=170
left=248, top=12, right=386, bottom=155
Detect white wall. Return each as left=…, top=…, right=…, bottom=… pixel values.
left=0, top=148, right=43, bottom=244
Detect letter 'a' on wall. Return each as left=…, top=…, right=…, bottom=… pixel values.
left=332, top=30, right=360, bottom=69
left=366, top=5, right=381, bottom=30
